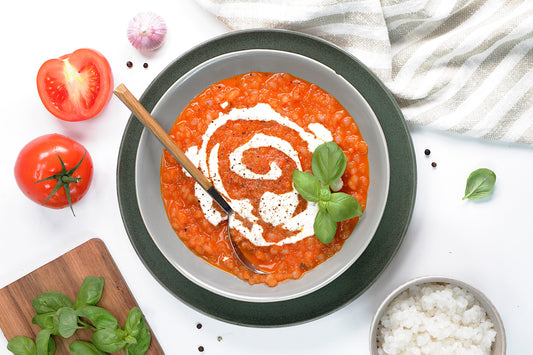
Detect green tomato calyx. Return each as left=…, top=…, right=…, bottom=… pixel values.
left=34, top=153, right=85, bottom=216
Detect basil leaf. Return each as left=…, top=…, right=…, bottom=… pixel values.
left=124, top=307, right=143, bottom=336
left=327, top=193, right=362, bottom=222
left=330, top=177, right=343, bottom=192
left=69, top=341, right=107, bottom=355
left=73, top=277, right=104, bottom=310
left=311, top=142, right=347, bottom=185
left=126, top=319, right=151, bottom=355
left=32, top=313, right=57, bottom=333
left=313, top=209, right=337, bottom=244
left=57, top=307, right=78, bottom=338
left=33, top=292, right=73, bottom=315
left=47, top=338, right=55, bottom=355
left=292, top=170, right=321, bottom=202
left=92, top=328, right=132, bottom=353
left=7, top=336, right=36, bottom=355
left=77, top=306, right=118, bottom=330
left=463, top=168, right=496, bottom=200
left=35, top=329, right=55, bottom=355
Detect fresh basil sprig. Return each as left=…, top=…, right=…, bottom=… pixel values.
left=7, top=277, right=151, bottom=355
left=463, top=168, right=496, bottom=200
left=124, top=307, right=152, bottom=355
left=293, top=142, right=362, bottom=244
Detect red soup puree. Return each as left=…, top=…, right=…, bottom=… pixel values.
left=160, top=72, right=369, bottom=287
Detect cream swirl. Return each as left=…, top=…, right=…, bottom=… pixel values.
left=184, top=103, right=333, bottom=246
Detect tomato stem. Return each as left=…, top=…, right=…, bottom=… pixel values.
left=61, top=176, right=82, bottom=184
left=34, top=153, right=86, bottom=216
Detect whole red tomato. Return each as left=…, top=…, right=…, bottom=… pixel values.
left=14, top=134, right=93, bottom=214
left=36, top=48, right=113, bottom=121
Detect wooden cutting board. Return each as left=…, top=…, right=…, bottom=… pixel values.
left=0, top=238, right=164, bottom=354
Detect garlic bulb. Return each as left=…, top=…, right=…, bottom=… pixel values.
left=127, top=12, right=167, bottom=52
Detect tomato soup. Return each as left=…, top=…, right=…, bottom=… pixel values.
left=160, top=72, right=369, bottom=287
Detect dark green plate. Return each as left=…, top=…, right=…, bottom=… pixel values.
left=117, top=29, right=416, bottom=327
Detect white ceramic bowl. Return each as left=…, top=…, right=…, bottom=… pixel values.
left=370, top=276, right=506, bottom=354
left=135, top=49, right=390, bottom=302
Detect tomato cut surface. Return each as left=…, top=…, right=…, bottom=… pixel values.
left=37, top=48, right=113, bottom=121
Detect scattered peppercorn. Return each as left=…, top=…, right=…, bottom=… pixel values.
left=196, top=323, right=202, bottom=329
left=431, top=162, right=437, bottom=167
left=126, top=61, right=133, bottom=68
left=424, top=149, right=431, bottom=156
left=198, top=346, right=205, bottom=352
left=217, top=336, right=223, bottom=342
left=143, top=62, right=149, bottom=68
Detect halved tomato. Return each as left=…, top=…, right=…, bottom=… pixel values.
left=36, top=48, right=113, bottom=121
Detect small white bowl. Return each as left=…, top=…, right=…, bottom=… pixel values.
left=369, top=276, right=506, bottom=354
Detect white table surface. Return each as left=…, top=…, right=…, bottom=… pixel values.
left=1, top=1, right=531, bottom=354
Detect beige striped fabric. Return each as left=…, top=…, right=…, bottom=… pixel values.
left=195, top=0, right=533, bottom=144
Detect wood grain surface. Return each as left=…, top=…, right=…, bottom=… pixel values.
left=0, top=238, right=163, bottom=354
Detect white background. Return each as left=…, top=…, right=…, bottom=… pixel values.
left=1, top=1, right=531, bottom=354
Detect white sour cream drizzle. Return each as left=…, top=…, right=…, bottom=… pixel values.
left=184, top=103, right=333, bottom=246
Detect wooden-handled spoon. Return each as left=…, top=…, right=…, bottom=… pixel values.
left=114, top=84, right=267, bottom=275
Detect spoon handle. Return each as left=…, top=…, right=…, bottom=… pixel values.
left=114, top=84, right=233, bottom=214
left=114, top=84, right=213, bottom=190
left=115, top=84, right=263, bottom=274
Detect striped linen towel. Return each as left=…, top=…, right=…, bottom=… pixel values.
left=195, top=0, right=533, bottom=144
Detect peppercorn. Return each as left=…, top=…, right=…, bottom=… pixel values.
left=126, top=61, right=133, bottom=68
left=143, top=62, right=149, bottom=68
left=196, top=323, right=202, bottom=329
left=431, top=162, right=437, bottom=167
left=198, top=346, right=205, bottom=352
left=424, top=149, right=431, bottom=156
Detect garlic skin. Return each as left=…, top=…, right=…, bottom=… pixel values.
left=127, top=12, right=167, bottom=52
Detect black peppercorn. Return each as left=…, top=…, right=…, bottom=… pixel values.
left=198, top=346, right=205, bottom=352
left=143, top=62, right=149, bottom=68
left=196, top=323, right=202, bottom=329
left=431, top=162, right=437, bottom=167
left=424, top=149, right=431, bottom=156
left=126, top=61, right=133, bottom=68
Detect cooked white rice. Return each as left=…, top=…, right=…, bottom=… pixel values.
left=376, top=283, right=496, bottom=355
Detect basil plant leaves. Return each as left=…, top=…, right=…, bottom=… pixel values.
left=293, top=142, right=362, bottom=244
left=7, top=277, right=151, bottom=355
